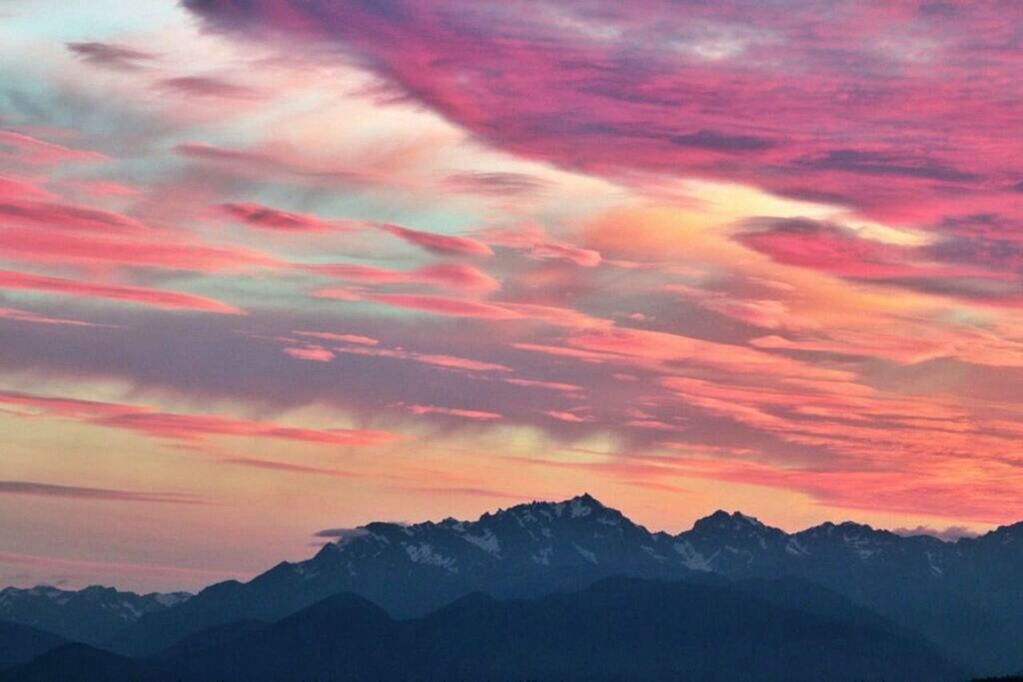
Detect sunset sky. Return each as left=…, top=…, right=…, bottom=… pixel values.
left=3, top=0, right=1023, bottom=592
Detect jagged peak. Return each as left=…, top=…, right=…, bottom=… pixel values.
left=691, top=510, right=768, bottom=533
left=797, top=520, right=880, bottom=538
left=481, top=492, right=620, bottom=522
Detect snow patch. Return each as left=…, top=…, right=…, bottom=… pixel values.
left=404, top=543, right=458, bottom=572
left=673, top=541, right=712, bottom=571
left=573, top=543, right=598, bottom=564
left=462, top=529, right=501, bottom=557
left=569, top=497, right=593, bottom=518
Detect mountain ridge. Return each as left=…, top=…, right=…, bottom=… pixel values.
left=5, top=493, right=1023, bottom=675
left=1, top=576, right=968, bottom=682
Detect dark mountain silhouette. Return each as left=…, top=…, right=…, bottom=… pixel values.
left=112, top=493, right=686, bottom=655
left=0, top=619, right=65, bottom=670
left=0, top=585, right=189, bottom=646
left=0, top=643, right=172, bottom=682
left=103, top=494, right=1023, bottom=674
left=7, top=494, right=1023, bottom=675
left=3, top=577, right=966, bottom=682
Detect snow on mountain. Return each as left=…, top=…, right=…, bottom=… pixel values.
left=0, top=584, right=192, bottom=646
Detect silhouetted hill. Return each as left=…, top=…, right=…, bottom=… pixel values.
left=179, top=576, right=962, bottom=681
left=6, top=577, right=966, bottom=681
left=0, top=643, right=171, bottom=682
left=0, top=620, right=65, bottom=670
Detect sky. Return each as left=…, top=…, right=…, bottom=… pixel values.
left=2, top=0, right=1023, bottom=592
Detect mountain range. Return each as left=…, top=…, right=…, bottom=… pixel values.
left=3, top=493, right=1023, bottom=678
left=0, top=576, right=968, bottom=681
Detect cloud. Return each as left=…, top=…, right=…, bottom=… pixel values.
left=890, top=525, right=979, bottom=542
left=182, top=0, right=1020, bottom=227
left=0, top=306, right=115, bottom=328
left=0, top=389, right=398, bottom=448
left=798, top=149, right=977, bottom=182
left=96, top=411, right=396, bottom=446
left=0, top=131, right=105, bottom=166
left=315, top=290, right=518, bottom=319
left=0, top=480, right=204, bottom=504
left=156, top=76, right=261, bottom=100
left=0, top=269, right=243, bottom=313
left=223, top=458, right=357, bottom=478
left=0, top=199, right=151, bottom=234
left=670, top=130, right=776, bottom=153
left=443, top=171, right=547, bottom=197
left=176, top=142, right=368, bottom=184
left=282, top=346, right=334, bottom=362
left=741, top=218, right=1013, bottom=279
left=1, top=228, right=279, bottom=273
left=406, top=404, right=503, bottom=420
left=476, top=223, right=601, bottom=267
left=313, top=527, right=370, bottom=539
left=294, top=331, right=379, bottom=346
left=66, top=42, right=157, bottom=70
left=378, top=223, right=493, bottom=257
left=219, top=202, right=336, bottom=231
left=323, top=343, right=512, bottom=373
left=311, top=262, right=500, bottom=293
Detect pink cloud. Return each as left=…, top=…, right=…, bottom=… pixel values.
left=0, top=176, right=54, bottom=201
left=0, top=306, right=114, bottom=328
left=0, top=131, right=106, bottom=166
left=0, top=389, right=399, bottom=447
left=282, top=346, right=335, bottom=362
left=311, top=262, right=499, bottom=293
left=157, top=76, right=261, bottom=100
left=477, top=223, right=601, bottom=267
left=66, top=41, right=157, bottom=70
left=503, top=377, right=582, bottom=393
left=406, top=404, right=503, bottom=420
left=96, top=411, right=396, bottom=446
left=327, top=343, right=511, bottom=373
left=0, top=268, right=242, bottom=314
left=0, top=228, right=281, bottom=273
left=0, top=480, right=204, bottom=505
left=378, top=223, right=493, bottom=257
left=219, top=202, right=336, bottom=231
left=544, top=410, right=590, bottom=423
left=294, top=331, right=379, bottom=346
left=223, top=458, right=357, bottom=478
left=185, top=0, right=1023, bottom=233
left=315, top=289, right=518, bottom=319
left=0, top=199, right=152, bottom=234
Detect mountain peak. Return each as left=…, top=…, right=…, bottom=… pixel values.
left=692, top=509, right=766, bottom=533
left=482, top=492, right=618, bottom=523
